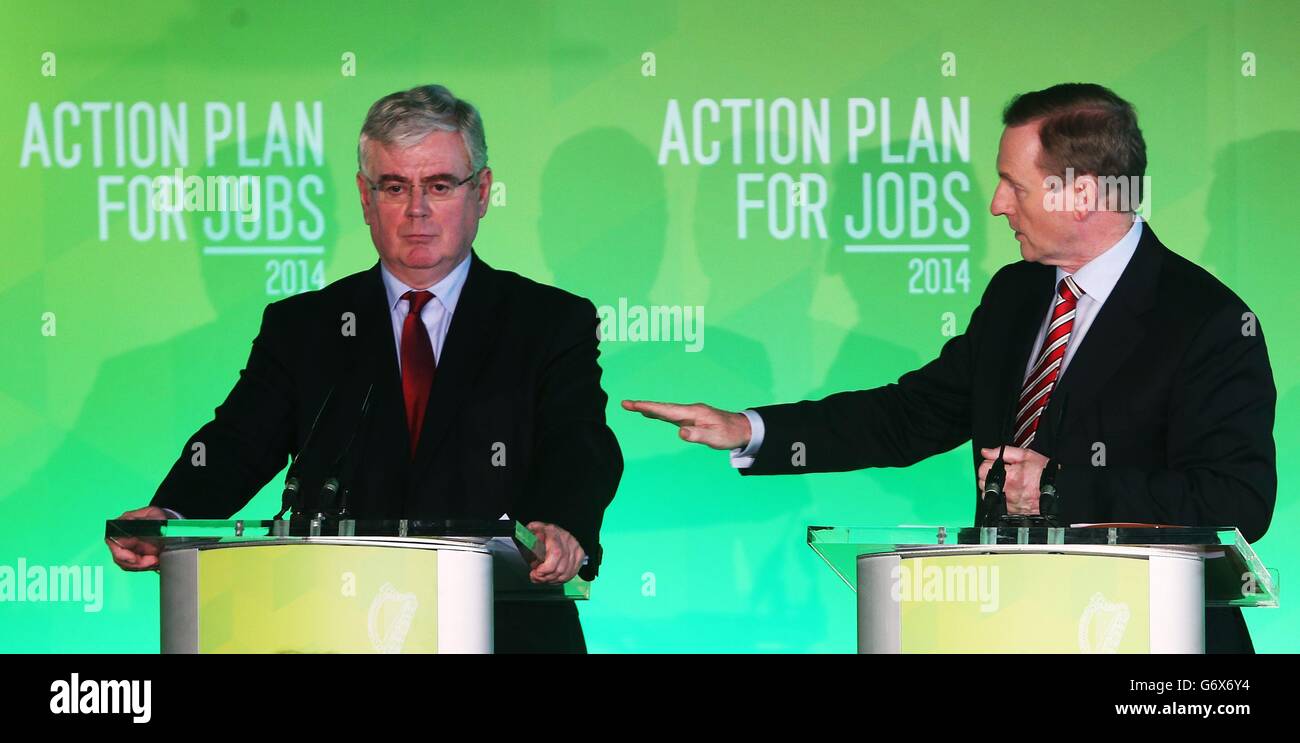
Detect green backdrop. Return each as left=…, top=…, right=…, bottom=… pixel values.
left=2, top=0, right=1296, bottom=652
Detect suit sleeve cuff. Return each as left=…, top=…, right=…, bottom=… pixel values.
left=729, top=409, right=766, bottom=469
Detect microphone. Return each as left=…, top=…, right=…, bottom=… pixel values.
left=980, top=390, right=1020, bottom=527
left=982, top=443, right=1009, bottom=527
left=1039, top=394, right=1069, bottom=526
left=316, top=382, right=375, bottom=519
left=274, top=384, right=336, bottom=520
left=336, top=383, right=377, bottom=519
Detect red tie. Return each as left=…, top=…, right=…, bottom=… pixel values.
left=1013, top=276, right=1083, bottom=448
left=400, top=290, right=436, bottom=458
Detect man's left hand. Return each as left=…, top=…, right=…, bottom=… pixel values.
left=978, top=446, right=1050, bottom=515
left=526, top=521, right=586, bottom=584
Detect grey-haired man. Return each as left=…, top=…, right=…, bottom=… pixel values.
left=109, top=84, right=623, bottom=653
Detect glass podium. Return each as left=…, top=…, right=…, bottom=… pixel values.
left=106, top=518, right=590, bottom=654
left=807, top=525, right=1278, bottom=653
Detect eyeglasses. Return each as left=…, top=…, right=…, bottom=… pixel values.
left=366, top=170, right=479, bottom=203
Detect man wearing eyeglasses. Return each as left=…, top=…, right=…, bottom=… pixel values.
left=107, top=84, right=623, bottom=653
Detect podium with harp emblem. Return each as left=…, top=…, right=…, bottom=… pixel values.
left=808, top=525, right=1276, bottom=653
left=106, top=518, right=588, bottom=654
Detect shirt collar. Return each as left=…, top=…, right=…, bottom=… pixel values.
left=379, top=251, right=473, bottom=315
left=1058, top=216, right=1143, bottom=303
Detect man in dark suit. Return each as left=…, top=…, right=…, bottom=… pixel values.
left=106, top=84, right=623, bottom=653
left=625, top=83, right=1276, bottom=653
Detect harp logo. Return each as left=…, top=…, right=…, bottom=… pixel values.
left=1078, top=592, right=1130, bottom=653
left=367, top=582, right=419, bottom=654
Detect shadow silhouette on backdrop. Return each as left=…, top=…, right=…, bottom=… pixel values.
left=3, top=139, right=339, bottom=649
left=1200, top=131, right=1300, bottom=652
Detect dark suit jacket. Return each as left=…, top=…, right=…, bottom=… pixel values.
left=741, top=224, right=1276, bottom=652
left=151, top=251, right=622, bottom=651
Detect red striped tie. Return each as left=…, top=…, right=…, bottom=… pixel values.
left=401, top=290, right=436, bottom=458
left=1013, top=276, right=1083, bottom=448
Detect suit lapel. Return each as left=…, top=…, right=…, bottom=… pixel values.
left=409, top=251, right=505, bottom=481
left=338, top=263, right=411, bottom=514
left=353, top=262, right=403, bottom=394
left=1050, top=224, right=1162, bottom=410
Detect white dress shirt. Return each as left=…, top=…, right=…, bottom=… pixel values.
left=730, top=217, right=1144, bottom=468
left=1020, top=217, right=1142, bottom=382
left=380, top=251, right=472, bottom=369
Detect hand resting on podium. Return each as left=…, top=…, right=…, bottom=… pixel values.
left=105, top=505, right=168, bottom=571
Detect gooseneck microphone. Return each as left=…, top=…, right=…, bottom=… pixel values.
left=317, top=382, right=375, bottom=519
left=1038, top=394, right=1069, bottom=525
left=275, top=384, right=336, bottom=520
left=981, top=443, right=1009, bottom=527
left=979, top=390, right=1020, bottom=527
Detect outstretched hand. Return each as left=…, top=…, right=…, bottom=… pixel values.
left=621, top=399, right=752, bottom=450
